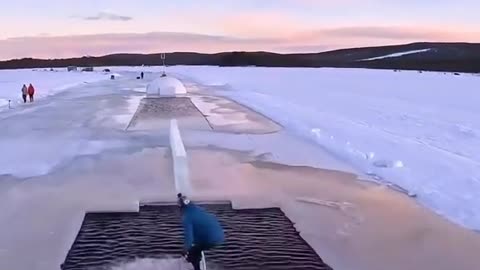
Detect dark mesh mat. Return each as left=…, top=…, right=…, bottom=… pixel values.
left=135, top=97, right=201, bottom=118
left=62, top=204, right=333, bottom=270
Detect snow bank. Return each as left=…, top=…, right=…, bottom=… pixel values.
left=361, top=49, right=432, bottom=61
left=0, top=69, right=109, bottom=110
left=161, top=66, right=480, bottom=230
left=146, top=76, right=187, bottom=96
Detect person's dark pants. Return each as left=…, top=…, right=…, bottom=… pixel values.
left=22, top=94, right=27, bottom=103
left=29, top=94, right=34, bottom=102
left=187, top=244, right=214, bottom=270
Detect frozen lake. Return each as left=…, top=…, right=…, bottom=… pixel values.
left=1, top=67, right=480, bottom=270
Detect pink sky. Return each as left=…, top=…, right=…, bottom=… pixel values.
left=0, top=0, right=479, bottom=60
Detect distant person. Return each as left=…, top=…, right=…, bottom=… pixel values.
left=141, top=72, right=144, bottom=79
left=27, top=83, right=35, bottom=102
left=21, top=84, right=28, bottom=103
left=178, top=193, right=224, bottom=270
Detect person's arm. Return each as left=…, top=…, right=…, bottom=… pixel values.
left=183, top=217, right=194, bottom=250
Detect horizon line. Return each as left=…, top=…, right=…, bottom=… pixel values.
left=2, top=41, right=479, bottom=62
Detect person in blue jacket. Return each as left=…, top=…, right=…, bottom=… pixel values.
left=178, top=193, right=224, bottom=270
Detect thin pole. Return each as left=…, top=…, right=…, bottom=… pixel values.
left=161, top=53, right=166, bottom=75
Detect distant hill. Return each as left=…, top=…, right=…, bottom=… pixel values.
left=1, top=42, right=480, bottom=73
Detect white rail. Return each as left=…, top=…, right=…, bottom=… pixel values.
left=169, top=119, right=191, bottom=195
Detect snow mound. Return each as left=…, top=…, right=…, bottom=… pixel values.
left=146, top=76, right=187, bottom=97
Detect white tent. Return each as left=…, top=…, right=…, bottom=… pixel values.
left=146, top=77, right=187, bottom=97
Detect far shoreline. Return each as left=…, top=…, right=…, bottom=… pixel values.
left=1, top=42, right=480, bottom=73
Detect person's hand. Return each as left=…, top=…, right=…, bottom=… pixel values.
left=182, top=250, right=190, bottom=261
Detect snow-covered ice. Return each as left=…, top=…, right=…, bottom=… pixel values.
left=156, top=66, right=480, bottom=230
left=1, top=67, right=480, bottom=270
left=0, top=68, right=110, bottom=111
left=0, top=72, right=146, bottom=177
left=7, top=65, right=478, bottom=230
left=361, top=48, right=432, bottom=61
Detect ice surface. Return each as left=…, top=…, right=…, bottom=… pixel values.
left=0, top=69, right=109, bottom=111
left=361, top=49, right=432, bottom=61
left=1, top=68, right=480, bottom=270
left=0, top=137, right=126, bottom=177
left=0, top=98, right=8, bottom=107
left=112, top=95, right=144, bottom=127
left=157, top=66, right=480, bottom=230
left=0, top=73, right=146, bottom=178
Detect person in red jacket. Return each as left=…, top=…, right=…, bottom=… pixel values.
left=27, top=83, right=35, bottom=102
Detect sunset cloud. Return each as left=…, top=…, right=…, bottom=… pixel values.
left=290, top=26, right=480, bottom=44
left=75, top=12, right=133, bottom=22
left=0, top=1, right=479, bottom=59
left=1, top=25, right=479, bottom=60
left=0, top=32, right=277, bottom=59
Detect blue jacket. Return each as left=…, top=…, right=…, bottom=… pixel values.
left=182, top=204, right=224, bottom=249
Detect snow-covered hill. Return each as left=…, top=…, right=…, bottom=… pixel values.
left=360, top=49, right=432, bottom=61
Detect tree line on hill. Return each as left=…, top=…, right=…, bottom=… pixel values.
left=1, top=42, right=479, bottom=73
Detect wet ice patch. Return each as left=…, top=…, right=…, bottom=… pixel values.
left=296, top=197, right=364, bottom=236
left=296, top=197, right=355, bottom=212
